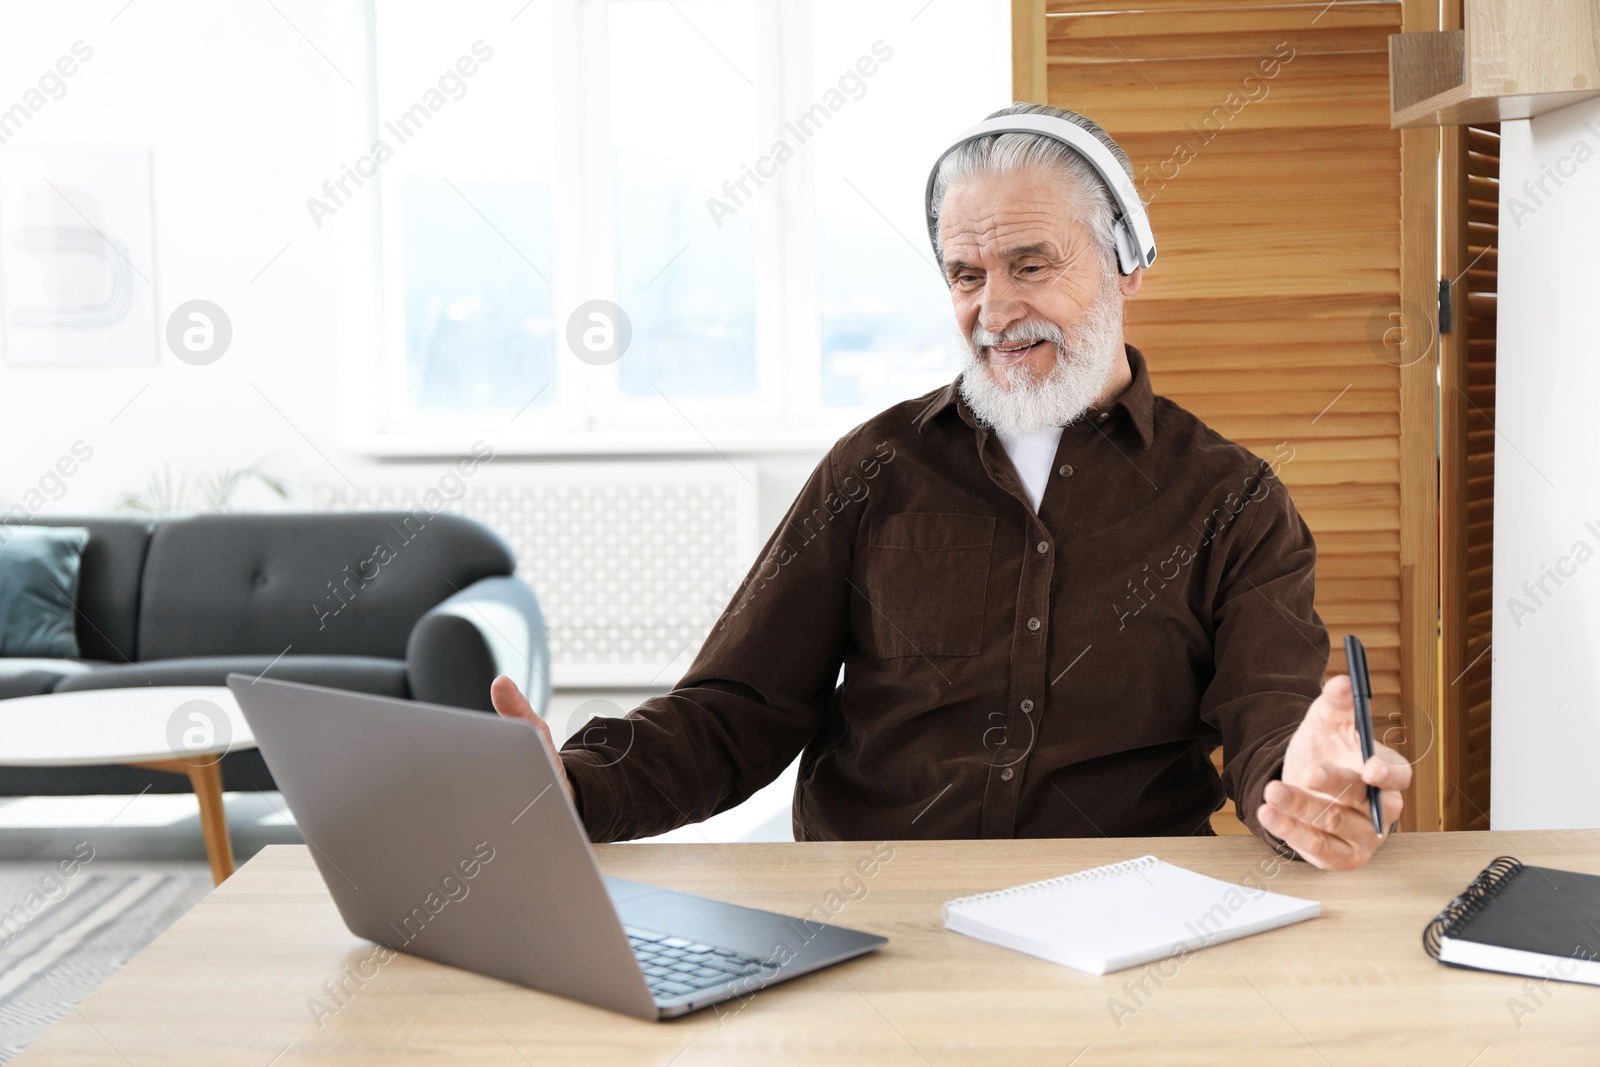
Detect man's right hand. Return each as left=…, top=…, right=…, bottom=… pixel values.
left=490, top=674, right=573, bottom=803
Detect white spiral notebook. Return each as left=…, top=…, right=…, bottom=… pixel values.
left=942, top=855, right=1320, bottom=975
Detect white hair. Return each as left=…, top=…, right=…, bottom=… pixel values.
left=957, top=265, right=1126, bottom=435
left=929, top=103, right=1137, bottom=275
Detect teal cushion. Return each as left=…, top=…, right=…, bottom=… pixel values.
left=0, top=526, right=89, bottom=658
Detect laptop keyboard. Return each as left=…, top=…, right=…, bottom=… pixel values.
left=625, top=926, right=768, bottom=1000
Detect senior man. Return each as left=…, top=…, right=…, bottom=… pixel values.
left=494, top=102, right=1410, bottom=871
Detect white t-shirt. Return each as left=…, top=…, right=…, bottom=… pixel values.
left=995, top=427, right=1064, bottom=513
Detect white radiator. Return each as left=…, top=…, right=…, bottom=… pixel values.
left=313, top=462, right=760, bottom=686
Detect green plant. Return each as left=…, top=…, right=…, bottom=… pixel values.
left=116, top=457, right=290, bottom=516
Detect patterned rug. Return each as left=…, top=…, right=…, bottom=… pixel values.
left=0, top=870, right=213, bottom=1064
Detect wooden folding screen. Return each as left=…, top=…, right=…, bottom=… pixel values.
left=1440, top=122, right=1499, bottom=831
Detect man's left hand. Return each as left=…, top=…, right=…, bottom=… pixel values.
left=1258, top=675, right=1411, bottom=871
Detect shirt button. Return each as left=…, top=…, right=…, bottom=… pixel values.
left=1027, top=617, right=1041, bottom=631
left=1058, top=464, right=1074, bottom=478
left=1020, top=699, right=1034, bottom=713
left=1036, top=540, right=1049, bottom=554
left=1000, top=768, right=1015, bottom=781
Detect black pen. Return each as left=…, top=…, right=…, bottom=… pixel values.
left=1343, top=634, right=1385, bottom=837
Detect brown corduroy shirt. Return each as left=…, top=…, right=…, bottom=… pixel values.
left=560, top=344, right=1328, bottom=845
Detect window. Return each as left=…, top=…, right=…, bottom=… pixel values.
left=810, top=1, right=1006, bottom=410
left=372, top=0, right=558, bottom=426
left=370, top=0, right=1009, bottom=442
left=609, top=1, right=759, bottom=399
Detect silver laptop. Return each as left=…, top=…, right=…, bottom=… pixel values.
left=226, top=675, right=885, bottom=1020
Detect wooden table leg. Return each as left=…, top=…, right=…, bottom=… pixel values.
left=128, top=758, right=236, bottom=885
left=184, top=760, right=234, bottom=885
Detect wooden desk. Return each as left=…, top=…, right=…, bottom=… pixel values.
left=16, top=832, right=1600, bottom=1065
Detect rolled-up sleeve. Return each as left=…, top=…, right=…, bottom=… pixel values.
left=1199, top=460, right=1329, bottom=846
left=559, top=434, right=867, bottom=842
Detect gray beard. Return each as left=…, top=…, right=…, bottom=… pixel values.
left=957, top=272, right=1125, bottom=436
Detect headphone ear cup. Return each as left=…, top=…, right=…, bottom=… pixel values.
left=1112, top=218, right=1138, bottom=275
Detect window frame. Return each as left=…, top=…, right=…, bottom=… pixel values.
left=361, top=0, right=1003, bottom=453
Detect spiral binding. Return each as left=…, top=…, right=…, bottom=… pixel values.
left=943, top=855, right=1161, bottom=917
left=1422, top=855, right=1525, bottom=959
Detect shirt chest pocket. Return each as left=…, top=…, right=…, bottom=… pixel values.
left=863, top=513, right=995, bottom=659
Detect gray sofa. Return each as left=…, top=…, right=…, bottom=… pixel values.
left=0, top=512, right=550, bottom=795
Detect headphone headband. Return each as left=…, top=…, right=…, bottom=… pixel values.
left=924, top=113, right=1157, bottom=276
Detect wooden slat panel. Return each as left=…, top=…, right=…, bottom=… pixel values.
left=1048, top=10, right=1394, bottom=61
left=1047, top=0, right=1394, bottom=11
left=1048, top=4, right=1399, bottom=29
left=1321, top=576, right=1405, bottom=600
left=1287, top=465, right=1401, bottom=490
left=1013, top=0, right=1049, bottom=103
left=1317, top=556, right=1402, bottom=579
left=1441, top=94, right=1497, bottom=832
left=1159, top=364, right=1399, bottom=393
left=1163, top=389, right=1399, bottom=416
left=1458, top=117, right=1496, bottom=833
left=1049, top=53, right=1395, bottom=132
left=1292, top=482, right=1401, bottom=507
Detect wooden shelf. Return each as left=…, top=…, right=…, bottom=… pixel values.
left=1389, top=0, right=1600, bottom=128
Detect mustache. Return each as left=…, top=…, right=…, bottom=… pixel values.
left=970, top=318, right=1066, bottom=352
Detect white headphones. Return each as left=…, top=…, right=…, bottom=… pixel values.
left=924, top=113, right=1157, bottom=276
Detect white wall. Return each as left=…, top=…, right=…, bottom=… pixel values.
left=0, top=2, right=374, bottom=515
left=1491, top=96, right=1600, bottom=829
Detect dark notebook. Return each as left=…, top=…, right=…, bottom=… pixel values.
left=1423, top=856, right=1600, bottom=984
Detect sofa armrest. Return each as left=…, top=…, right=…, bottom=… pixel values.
left=405, top=576, right=552, bottom=716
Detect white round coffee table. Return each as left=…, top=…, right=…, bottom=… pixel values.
left=0, top=686, right=256, bottom=885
